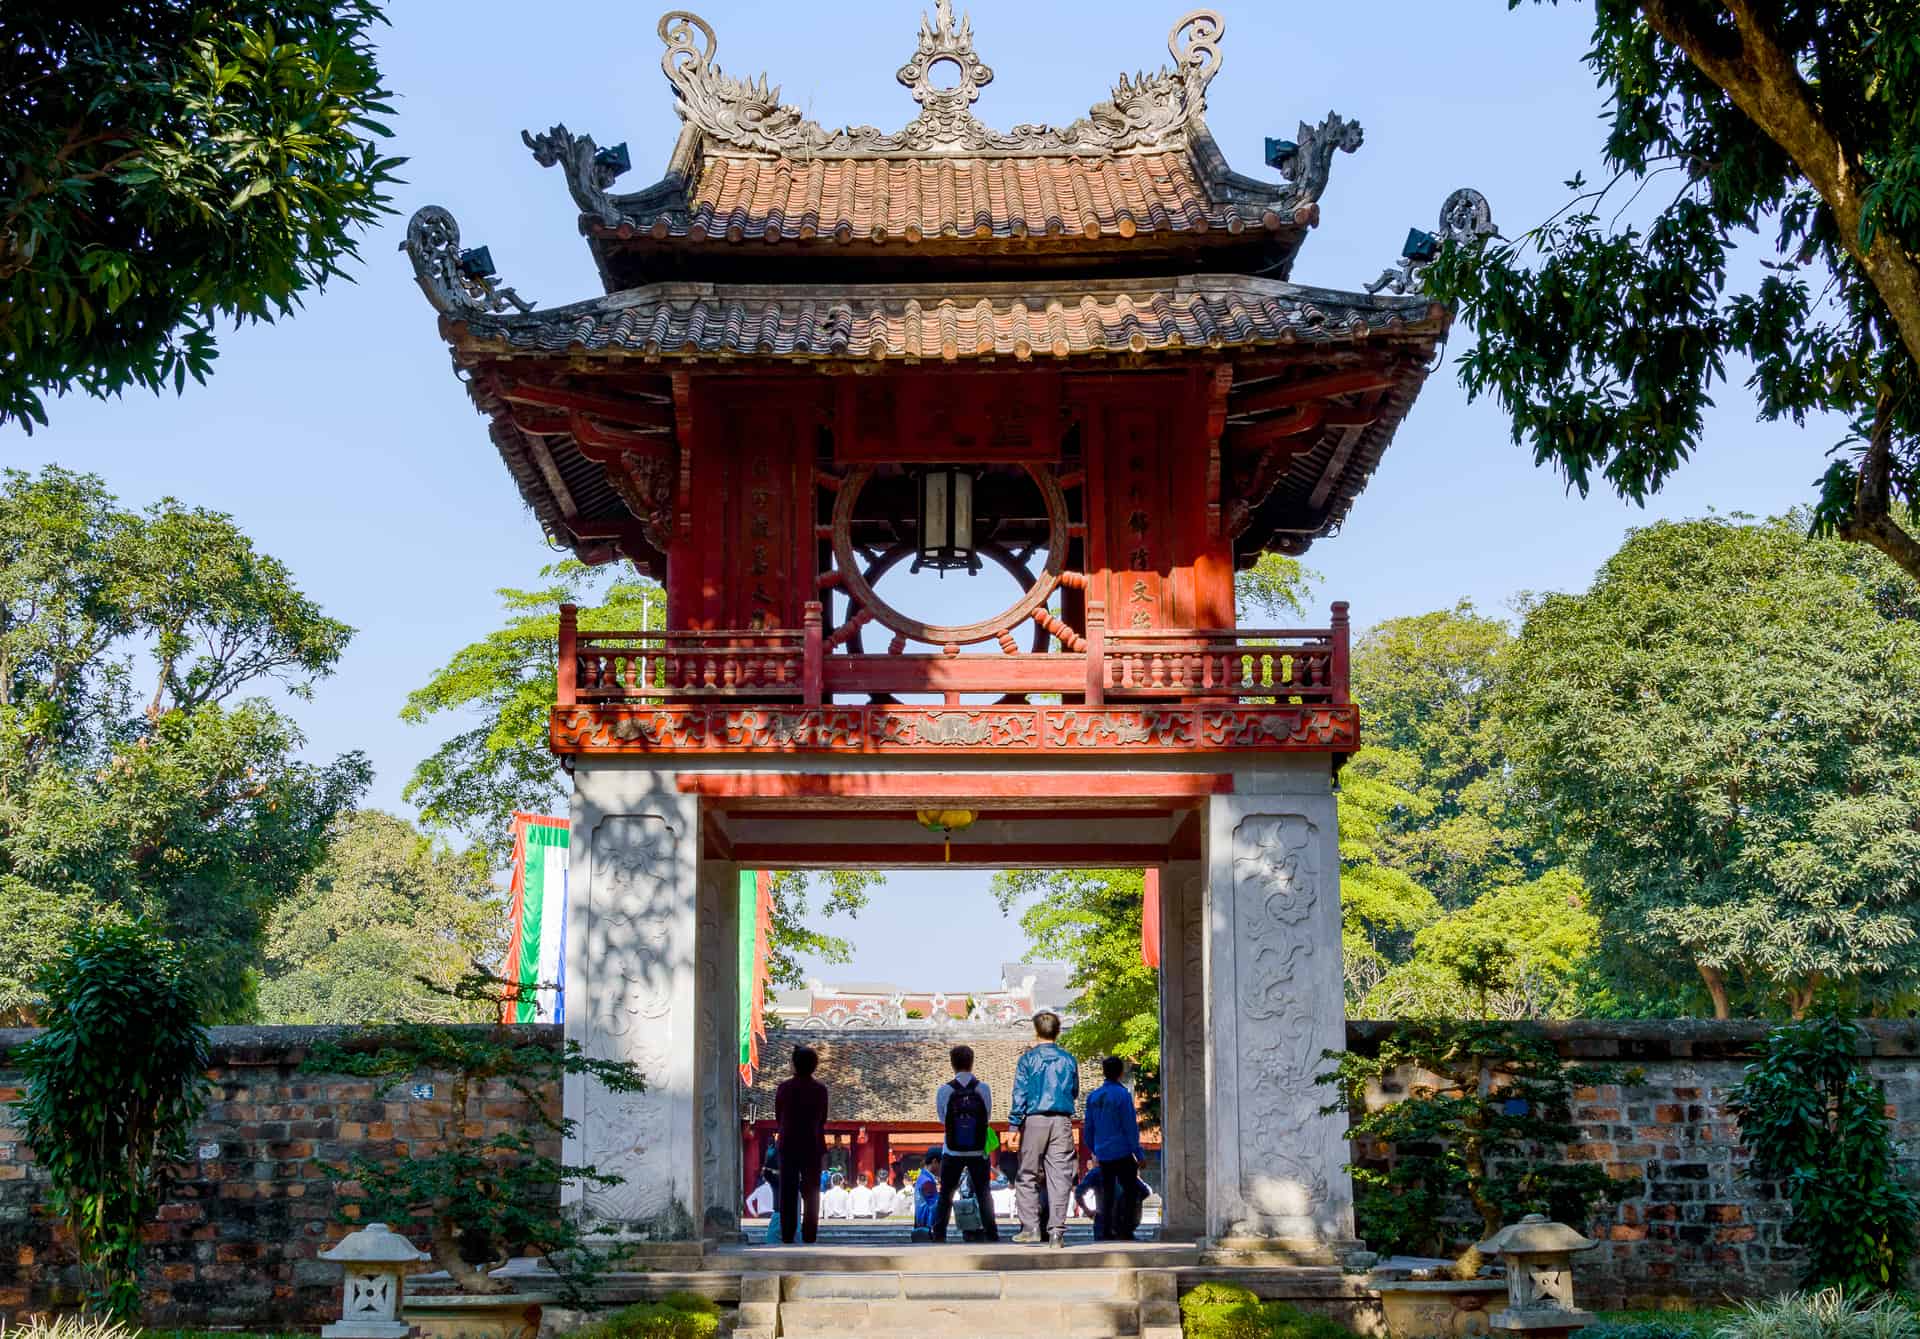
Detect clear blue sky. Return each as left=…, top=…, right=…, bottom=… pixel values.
left=6, top=1, right=1837, bottom=991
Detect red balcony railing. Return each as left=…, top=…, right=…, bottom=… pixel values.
left=556, top=601, right=1350, bottom=709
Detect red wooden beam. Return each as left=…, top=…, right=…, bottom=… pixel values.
left=727, top=842, right=1176, bottom=866
left=1230, top=369, right=1396, bottom=416
left=678, top=773, right=1231, bottom=800
left=1230, top=404, right=1326, bottom=453
left=498, top=382, right=676, bottom=431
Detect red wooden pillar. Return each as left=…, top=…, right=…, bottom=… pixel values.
left=1330, top=601, right=1351, bottom=704
left=743, top=1125, right=764, bottom=1200
left=557, top=603, right=578, bottom=706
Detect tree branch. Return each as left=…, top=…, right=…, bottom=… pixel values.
left=1839, top=389, right=1920, bottom=574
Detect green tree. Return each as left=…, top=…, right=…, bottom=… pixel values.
left=258, top=809, right=504, bottom=1024
left=1501, top=515, right=1920, bottom=1018
left=1337, top=753, right=1443, bottom=1007
left=0, top=467, right=368, bottom=1022
left=1360, top=869, right=1606, bottom=1020
left=403, top=564, right=873, bottom=991
left=0, top=0, right=401, bottom=427
left=402, top=562, right=659, bottom=864
left=14, top=920, right=211, bottom=1320
left=992, top=867, right=1158, bottom=1071
left=1424, top=2, right=1920, bottom=581
left=1348, top=603, right=1537, bottom=906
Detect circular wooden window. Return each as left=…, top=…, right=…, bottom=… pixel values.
left=829, top=462, right=1070, bottom=649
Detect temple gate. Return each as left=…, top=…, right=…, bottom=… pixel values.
left=405, top=4, right=1454, bottom=1259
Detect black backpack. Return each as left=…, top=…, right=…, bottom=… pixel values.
left=944, top=1076, right=987, bottom=1152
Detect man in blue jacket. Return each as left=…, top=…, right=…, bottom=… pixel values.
left=1082, top=1054, right=1146, bottom=1241
left=1007, top=1010, right=1080, bottom=1247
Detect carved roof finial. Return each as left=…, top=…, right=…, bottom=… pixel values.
left=649, top=7, right=1229, bottom=159
left=895, top=0, right=995, bottom=148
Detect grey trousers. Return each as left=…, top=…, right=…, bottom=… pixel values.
left=1014, top=1112, right=1077, bottom=1239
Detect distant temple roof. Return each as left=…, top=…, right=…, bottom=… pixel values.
left=743, top=1025, right=1104, bottom=1125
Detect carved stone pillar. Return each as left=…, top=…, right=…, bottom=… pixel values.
left=696, top=861, right=742, bottom=1240
left=1204, top=762, right=1355, bottom=1256
left=1158, top=859, right=1208, bottom=1241
left=564, top=765, right=702, bottom=1239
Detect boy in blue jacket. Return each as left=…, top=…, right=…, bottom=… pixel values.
left=1007, top=1010, right=1079, bottom=1247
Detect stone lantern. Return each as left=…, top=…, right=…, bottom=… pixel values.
left=1478, top=1214, right=1599, bottom=1339
left=318, top=1222, right=431, bottom=1339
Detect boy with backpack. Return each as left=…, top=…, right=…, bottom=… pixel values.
left=931, top=1043, right=1000, bottom=1243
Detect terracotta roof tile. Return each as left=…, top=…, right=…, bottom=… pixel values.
left=608, top=149, right=1288, bottom=246
left=455, top=279, right=1441, bottom=363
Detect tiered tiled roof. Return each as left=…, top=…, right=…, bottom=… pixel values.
left=404, top=4, right=1451, bottom=566
left=451, top=277, right=1441, bottom=363
left=597, top=141, right=1304, bottom=248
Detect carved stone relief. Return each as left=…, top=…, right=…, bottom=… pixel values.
left=582, top=814, right=682, bottom=1227
left=1227, top=814, right=1337, bottom=1235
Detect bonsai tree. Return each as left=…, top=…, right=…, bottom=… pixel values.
left=306, top=969, right=644, bottom=1299
left=13, top=920, right=211, bottom=1320
left=1319, top=1021, right=1636, bottom=1261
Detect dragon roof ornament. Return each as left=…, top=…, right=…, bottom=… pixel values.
left=656, top=4, right=1226, bottom=158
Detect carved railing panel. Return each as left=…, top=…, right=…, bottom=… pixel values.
left=574, top=630, right=806, bottom=700
left=1101, top=629, right=1337, bottom=701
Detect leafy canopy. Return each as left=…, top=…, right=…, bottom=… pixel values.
left=1501, top=515, right=1920, bottom=1017
left=259, top=809, right=505, bottom=1025
left=404, top=563, right=874, bottom=991
left=0, top=466, right=368, bottom=1021
left=13, top=920, right=212, bottom=1321
left=1427, top=2, right=1920, bottom=582
left=0, top=0, right=402, bottom=427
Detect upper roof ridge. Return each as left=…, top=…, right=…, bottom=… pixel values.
left=656, top=6, right=1226, bottom=159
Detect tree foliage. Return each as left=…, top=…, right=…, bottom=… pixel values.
left=1426, top=1, right=1920, bottom=581
left=404, top=563, right=873, bottom=990
left=0, top=0, right=402, bottom=427
left=1726, top=1014, right=1919, bottom=1292
left=1501, top=515, right=1920, bottom=1017
left=1349, top=604, right=1539, bottom=906
left=1360, top=870, right=1607, bottom=1020
left=13, top=920, right=211, bottom=1320
left=258, top=810, right=504, bottom=1024
left=1319, top=1021, right=1635, bottom=1258
left=0, top=467, right=368, bottom=1021
left=305, top=970, right=646, bottom=1300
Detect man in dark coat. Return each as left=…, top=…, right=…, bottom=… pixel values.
left=773, top=1045, right=829, bottom=1244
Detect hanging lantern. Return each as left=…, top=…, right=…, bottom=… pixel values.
left=911, top=465, right=980, bottom=575
left=916, top=809, right=977, bottom=861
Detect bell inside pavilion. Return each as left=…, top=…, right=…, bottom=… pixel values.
left=404, top=1, right=1471, bottom=1259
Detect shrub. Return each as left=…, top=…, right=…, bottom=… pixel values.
left=1576, top=1316, right=1727, bottom=1339
left=566, top=1295, right=721, bottom=1339
left=0, top=1318, right=140, bottom=1339
left=304, top=968, right=646, bottom=1303
left=1179, top=1283, right=1357, bottom=1339
left=12, top=921, right=211, bottom=1321
left=1713, top=1290, right=1919, bottom=1339
left=1726, top=1017, right=1920, bottom=1292
left=1318, top=1021, right=1637, bottom=1258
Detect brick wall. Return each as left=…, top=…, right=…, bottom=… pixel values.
left=1345, top=1019, right=1920, bottom=1308
left=4, top=1021, right=1919, bottom=1325
left=0, top=1025, right=562, bottom=1328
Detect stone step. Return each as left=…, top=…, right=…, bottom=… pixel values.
left=776, top=1297, right=1140, bottom=1338
left=710, top=1241, right=1200, bottom=1274
left=783, top=1268, right=1134, bottom=1301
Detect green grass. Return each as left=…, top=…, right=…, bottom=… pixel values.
left=563, top=1293, right=720, bottom=1339
left=1180, top=1283, right=1359, bottom=1339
